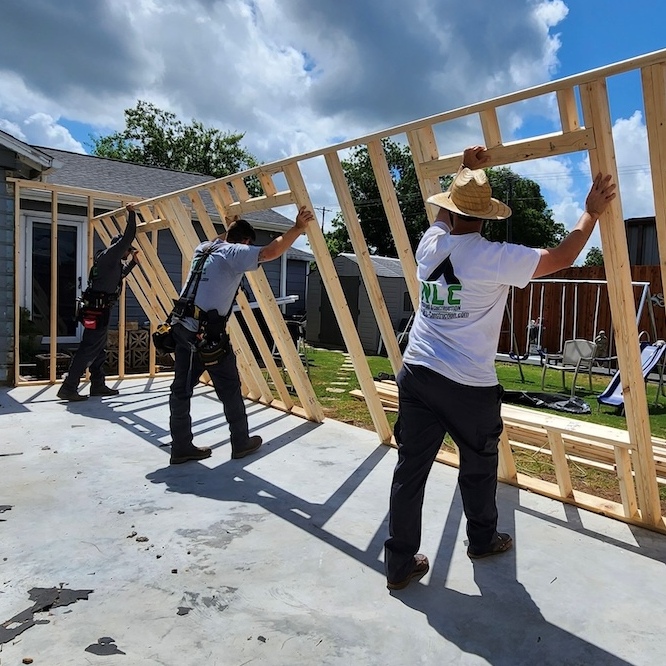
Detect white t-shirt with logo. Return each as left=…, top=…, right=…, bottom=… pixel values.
left=403, top=222, right=540, bottom=386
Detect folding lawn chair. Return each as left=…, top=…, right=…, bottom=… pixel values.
left=540, top=339, right=597, bottom=397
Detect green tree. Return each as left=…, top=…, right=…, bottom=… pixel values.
left=484, top=168, right=565, bottom=247
left=583, top=246, right=604, bottom=266
left=325, top=142, right=565, bottom=257
left=324, top=139, right=428, bottom=257
left=439, top=167, right=565, bottom=247
left=90, top=101, right=259, bottom=180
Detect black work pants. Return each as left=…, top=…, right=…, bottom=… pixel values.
left=169, top=323, right=250, bottom=457
left=61, top=325, right=109, bottom=392
left=385, top=363, right=504, bottom=583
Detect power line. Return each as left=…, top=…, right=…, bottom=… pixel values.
left=313, top=206, right=335, bottom=232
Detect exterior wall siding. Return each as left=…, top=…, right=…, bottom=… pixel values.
left=305, top=268, right=322, bottom=343
left=285, top=259, right=307, bottom=316
left=0, top=170, right=14, bottom=382
left=4, top=192, right=301, bottom=382
left=356, top=285, right=377, bottom=353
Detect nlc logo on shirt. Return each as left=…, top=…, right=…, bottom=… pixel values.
left=420, top=256, right=469, bottom=320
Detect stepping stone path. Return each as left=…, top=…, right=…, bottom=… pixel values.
left=325, top=353, right=354, bottom=395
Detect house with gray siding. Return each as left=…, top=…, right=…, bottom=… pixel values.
left=0, top=129, right=311, bottom=383
left=306, top=253, right=413, bottom=354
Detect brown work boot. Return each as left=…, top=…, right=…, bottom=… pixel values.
left=386, top=554, right=430, bottom=590
left=170, top=446, right=213, bottom=465
left=231, top=435, right=263, bottom=460
left=467, top=532, right=513, bottom=559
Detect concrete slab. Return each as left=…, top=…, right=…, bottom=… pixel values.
left=1, top=378, right=665, bottom=665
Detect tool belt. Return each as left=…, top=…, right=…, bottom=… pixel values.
left=80, top=289, right=117, bottom=309
left=76, top=290, right=114, bottom=330
left=152, top=321, right=176, bottom=355
left=196, top=308, right=231, bottom=367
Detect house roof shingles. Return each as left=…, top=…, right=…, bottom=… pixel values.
left=287, top=247, right=314, bottom=261
left=340, top=253, right=405, bottom=278
left=36, top=147, right=292, bottom=231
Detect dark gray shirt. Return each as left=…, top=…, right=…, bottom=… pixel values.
left=89, top=210, right=137, bottom=294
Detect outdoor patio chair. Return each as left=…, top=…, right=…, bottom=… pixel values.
left=540, top=339, right=597, bottom=397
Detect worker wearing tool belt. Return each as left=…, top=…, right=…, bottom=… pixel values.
left=168, top=206, right=314, bottom=465
left=57, top=203, right=139, bottom=402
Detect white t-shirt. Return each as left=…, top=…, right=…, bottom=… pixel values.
left=403, top=222, right=540, bottom=386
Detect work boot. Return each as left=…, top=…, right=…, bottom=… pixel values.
left=386, top=554, right=430, bottom=590
left=467, top=532, right=513, bottom=559
left=57, top=387, right=88, bottom=402
left=90, top=385, right=120, bottom=397
left=170, top=446, right=213, bottom=465
left=231, top=435, right=263, bottom=460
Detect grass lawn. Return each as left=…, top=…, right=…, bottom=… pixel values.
left=496, top=360, right=666, bottom=439
left=286, top=347, right=666, bottom=510
left=301, top=347, right=666, bottom=437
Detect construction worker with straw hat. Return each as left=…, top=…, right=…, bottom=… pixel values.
left=385, top=145, right=616, bottom=590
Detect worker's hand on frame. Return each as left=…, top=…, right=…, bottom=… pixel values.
left=126, top=202, right=136, bottom=212
left=462, top=145, right=491, bottom=170
left=585, top=173, right=616, bottom=218
left=131, top=249, right=140, bottom=263
left=295, top=205, right=315, bottom=231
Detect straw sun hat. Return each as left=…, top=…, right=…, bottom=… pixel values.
left=426, top=168, right=511, bottom=220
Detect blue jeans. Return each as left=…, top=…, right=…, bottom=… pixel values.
left=385, top=363, right=504, bottom=583
left=168, top=323, right=250, bottom=456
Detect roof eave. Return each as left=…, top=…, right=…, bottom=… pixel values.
left=0, top=131, right=59, bottom=172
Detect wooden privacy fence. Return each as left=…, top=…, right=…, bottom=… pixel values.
left=14, top=48, right=666, bottom=533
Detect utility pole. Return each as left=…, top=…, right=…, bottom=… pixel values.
left=506, top=175, right=514, bottom=243
left=314, top=206, right=332, bottom=233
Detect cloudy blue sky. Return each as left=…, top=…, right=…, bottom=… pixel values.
left=1, top=0, right=665, bottom=255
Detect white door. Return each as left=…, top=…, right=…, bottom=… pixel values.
left=21, top=214, right=88, bottom=344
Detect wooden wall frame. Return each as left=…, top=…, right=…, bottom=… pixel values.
left=13, top=47, right=666, bottom=533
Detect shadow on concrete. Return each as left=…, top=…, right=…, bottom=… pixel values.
left=29, top=377, right=664, bottom=566
left=146, top=423, right=392, bottom=575
left=0, top=387, right=31, bottom=414
left=393, top=485, right=635, bottom=666
left=51, top=377, right=665, bottom=566
left=146, top=445, right=635, bottom=666
left=57, top=381, right=303, bottom=457
left=394, top=556, right=632, bottom=666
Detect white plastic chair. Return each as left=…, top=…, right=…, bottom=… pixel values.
left=540, top=339, right=597, bottom=397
